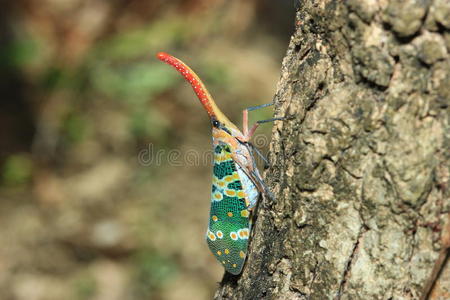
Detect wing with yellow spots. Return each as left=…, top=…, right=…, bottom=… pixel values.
left=206, top=143, right=255, bottom=275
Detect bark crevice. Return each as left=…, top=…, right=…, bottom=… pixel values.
left=336, top=225, right=369, bottom=300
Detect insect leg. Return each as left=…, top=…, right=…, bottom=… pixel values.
left=242, top=102, right=289, bottom=141
left=257, top=117, right=286, bottom=124
left=251, top=144, right=269, bottom=167
left=246, top=102, right=274, bottom=112
left=250, top=169, right=275, bottom=205
left=238, top=145, right=275, bottom=207
left=241, top=102, right=274, bottom=141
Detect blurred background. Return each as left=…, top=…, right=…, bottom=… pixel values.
left=0, top=1, right=294, bottom=299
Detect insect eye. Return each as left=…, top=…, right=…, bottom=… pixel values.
left=212, top=120, right=220, bottom=127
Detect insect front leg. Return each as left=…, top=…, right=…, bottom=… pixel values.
left=242, top=102, right=273, bottom=141
left=242, top=102, right=286, bottom=141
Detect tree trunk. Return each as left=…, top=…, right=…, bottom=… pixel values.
left=215, top=1, right=449, bottom=299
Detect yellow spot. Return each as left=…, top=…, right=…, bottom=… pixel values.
left=212, top=215, right=218, bottom=222
left=217, top=251, right=222, bottom=256
left=227, top=212, right=233, bottom=217
left=241, top=210, right=249, bottom=217
left=214, top=193, right=222, bottom=200
left=237, top=191, right=246, bottom=198
left=233, top=264, right=237, bottom=268
left=233, top=173, right=239, bottom=179
left=239, top=251, right=245, bottom=258
left=224, top=176, right=233, bottom=182
left=230, top=232, right=238, bottom=240
left=224, top=249, right=230, bottom=254
left=225, top=190, right=236, bottom=197
left=224, top=153, right=232, bottom=160
left=217, top=231, right=223, bottom=238
left=208, top=232, right=216, bottom=241
left=222, top=261, right=226, bottom=264
left=238, top=228, right=249, bottom=238
left=218, top=181, right=225, bottom=187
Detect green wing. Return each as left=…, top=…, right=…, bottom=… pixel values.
left=206, top=143, right=251, bottom=275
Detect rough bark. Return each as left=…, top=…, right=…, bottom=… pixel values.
left=214, top=1, right=449, bottom=299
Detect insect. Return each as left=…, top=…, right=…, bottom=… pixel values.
left=157, top=52, right=274, bottom=275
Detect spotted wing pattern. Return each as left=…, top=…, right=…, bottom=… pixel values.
left=206, top=143, right=255, bottom=275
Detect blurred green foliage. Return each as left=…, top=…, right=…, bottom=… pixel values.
left=73, top=273, right=97, bottom=300
left=0, top=36, right=40, bottom=68
left=133, top=250, right=178, bottom=298
left=62, top=112, right=89, bottom=145
left=93, top=19, right=192, bottom=62
left=2, top=154, right=33, bottom=186
left=90, top=62, right=176, bottom=102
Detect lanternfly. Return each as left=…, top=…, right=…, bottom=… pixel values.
left=157, top=52, right=278, bottom=275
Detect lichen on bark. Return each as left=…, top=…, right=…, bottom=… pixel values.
left=214, top=1, right=449, bottom=299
